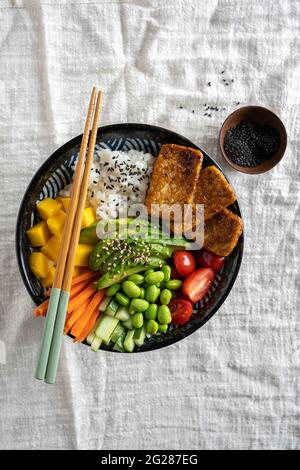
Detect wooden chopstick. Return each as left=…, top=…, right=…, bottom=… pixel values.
left=44, top=90, right=103, bottom=384
left=35, top=87, right=97, bottom=381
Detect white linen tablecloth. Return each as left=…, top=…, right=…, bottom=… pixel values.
left=0, top=0, right=299, bottom=450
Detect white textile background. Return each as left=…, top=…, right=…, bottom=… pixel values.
left=0, top=0, right=299, bottom=450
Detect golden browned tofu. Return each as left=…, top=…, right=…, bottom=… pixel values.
left=194, top=166, right=237, bottom=220
left=204, top=209, right=243, bottom=257
left=146, top=144, right=203, bottom=217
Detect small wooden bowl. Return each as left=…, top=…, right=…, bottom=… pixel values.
left=219, top=106, right=287, bottom=174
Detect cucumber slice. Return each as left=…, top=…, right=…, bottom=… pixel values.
left=115, top=306, right=131, bottom=322
left=91, top=335, right=102, bottom=352
left=86, top=332, right=95, bottom=345
left=122, top=319, right=133, bottom=330
left=133, top=325, right=146, bottom=346
left=124, top=329, right=135, bottom=352
left=113, top=333, right=125, bottom=352
left=95, top=315, right=119, bottom=342
left=99, top=296, right=111, bottom=312
left=105, top=298, right=119, bottom=317
left=110, top=323, right=126, bottom=343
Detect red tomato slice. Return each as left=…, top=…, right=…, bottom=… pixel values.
left=196, top=249, right=225, bottom=273
left=182, top=268, right=215, bottom=303
left=170, top=299, right=193, bottom=325
left=173, top=250, right=196, bottom=277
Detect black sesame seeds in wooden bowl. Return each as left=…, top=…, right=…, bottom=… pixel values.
left=219, top=106, right=287, bottom=175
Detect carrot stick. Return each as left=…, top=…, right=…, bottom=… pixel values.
left=69, top=279, right=92, bottom=298
left=64, top=297, right=90, bottom=335
left=34, top=299, right=49, bottom=317
left=67, top=282, right=97, bottom=313
left=70, top=289, right=105, bottom=339
left=75, top=308, right=101, bottom=343
left=71, top=270, right=99, bottom=286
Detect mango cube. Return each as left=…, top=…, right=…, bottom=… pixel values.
left=29, top=252, right=54, bottom=278
left=81, top=207, right=96, bottom=229
left=41, top=236, right=61, bottom=263
left=72, top=266, right=84, bottom=278
left=36, top=198, right=61, bottom=220
left=47, top=210, right=66, bottom=236
left=26, top=221, right=50, bottom=247
left=74, top=244, right=94, bottom=267
left=41, top=266, right=56, bottom=288
left=61, top=197, right=71, bottom=212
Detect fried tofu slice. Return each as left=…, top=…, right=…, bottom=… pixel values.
left=146, top=144, right=203, bottom=218
left=204, top=208, right=243, bottom=257
left=194, top=166, right=237, bottom=220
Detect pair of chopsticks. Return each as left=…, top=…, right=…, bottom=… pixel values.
left=35, top=87, right=103, bottom=384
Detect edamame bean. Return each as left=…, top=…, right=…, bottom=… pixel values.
left=139, top=287, right=145, bottom=299
left=106, top=283, right=121, bottom=297
left=132, top=313, right=144, bottom=329
left=127, top=274, right=144, bottom=285
left=146, top=319, right=158, bottom=335
left=145, top=271, right=165, bottom=285
left=165, top=279, right=183, bottom=291
left=159, top=288, right=172, bottom=305
left=145, top=268, right=155, bottom=276
left=157, top=305, right=171, bottom=324
left=145, top=303, right=158, bottom=320
left=115, top=292, right=130, bottom=306
left=162, top=265, right=171, bottom=282
left=122, top=280, right=141, bottom=298
left=145, top=285, right=160, bottom=303
left=158, top=324, right=168, bottom=333
left=130, top=298, right=149, bottom=312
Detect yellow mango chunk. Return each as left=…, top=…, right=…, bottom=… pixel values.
left=81, top=207, right=96, bottom=229
left=36, top=198, right=61, bottom=220
left=41, top=266, right=56, bottom=288
left=47, top=210, right=67, bottom=236
left=55, top=196, right=64, bottom=208
left=29, top=252, right=54, bottom=278
left=26, top=221, right=50, bottom=247
left=41, top=236, right=61, bottom=263
left=74, top=244, right=94, bottom=267
left=72, top=266, right=84, bottom=278
left=61, top=197, right=71, bottom=212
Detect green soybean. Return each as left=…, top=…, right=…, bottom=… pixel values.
left=115, top=292, right=130, bottom=306
left=146, top=285, right=160, bottom=303
left=106, top=283, right=121, bottom=297
left=130, top=298, right=149, bottom=312
left=145, top=271, right=165, bottom=285
left=122, top=280, right=141, bottom=298
left=127, top=274, right=144, bottom=285
left=162, top=265, right=171, bottom=282
left=139, top=287, right=145, bottom=299
left=146, top=319, right=158, bottom=335
left=165, top=279, right=183, bottom=291
left=158, top=324, right=168, bottom=333
left=145, top=303, right=158, bottom=320
left=144, top=268, right=155, bottom=276
left=157, top=305, right=172, bottom=324
left=132, top=313, right=144, bottom=329
left=160, top=289, right=172, bottom=305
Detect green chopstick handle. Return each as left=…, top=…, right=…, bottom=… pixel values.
left=44, top=290, right=70, bottom=384
left=35, top=287, right=61, bottom=380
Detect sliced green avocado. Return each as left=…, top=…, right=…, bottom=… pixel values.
left=97, top=265, right=149, bottom=289
left=79, top=222, right=99, bottom=244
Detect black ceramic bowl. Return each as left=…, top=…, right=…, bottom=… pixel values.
left=16, top=123, right=244, bottom=352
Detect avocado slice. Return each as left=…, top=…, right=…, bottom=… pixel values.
left=97, top=264, right=149, bottom=289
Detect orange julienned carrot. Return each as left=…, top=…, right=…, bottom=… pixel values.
left=74, top=308, right=101, bottom=343
left=69, top=279, right=92, bottom=298
left=67, top=283, right=97, bottom=313
left=63, top=297, right=90, bottom=335
left=71, top=270, right=99, bottom=285
left=34, top=299, right=49, bottom=317
left=70, top=289, right=105, bottom=340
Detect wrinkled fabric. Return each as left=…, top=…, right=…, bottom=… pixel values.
left=0, top=0, right=299, bottom=450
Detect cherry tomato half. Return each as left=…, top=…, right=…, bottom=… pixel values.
left=170, top=299, right=193, bottom=325
left=196, top=249, right=225, bottom=273
left=173, top=250, right=196, bottom=277
left=182, top=268, right=215, bottom=303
